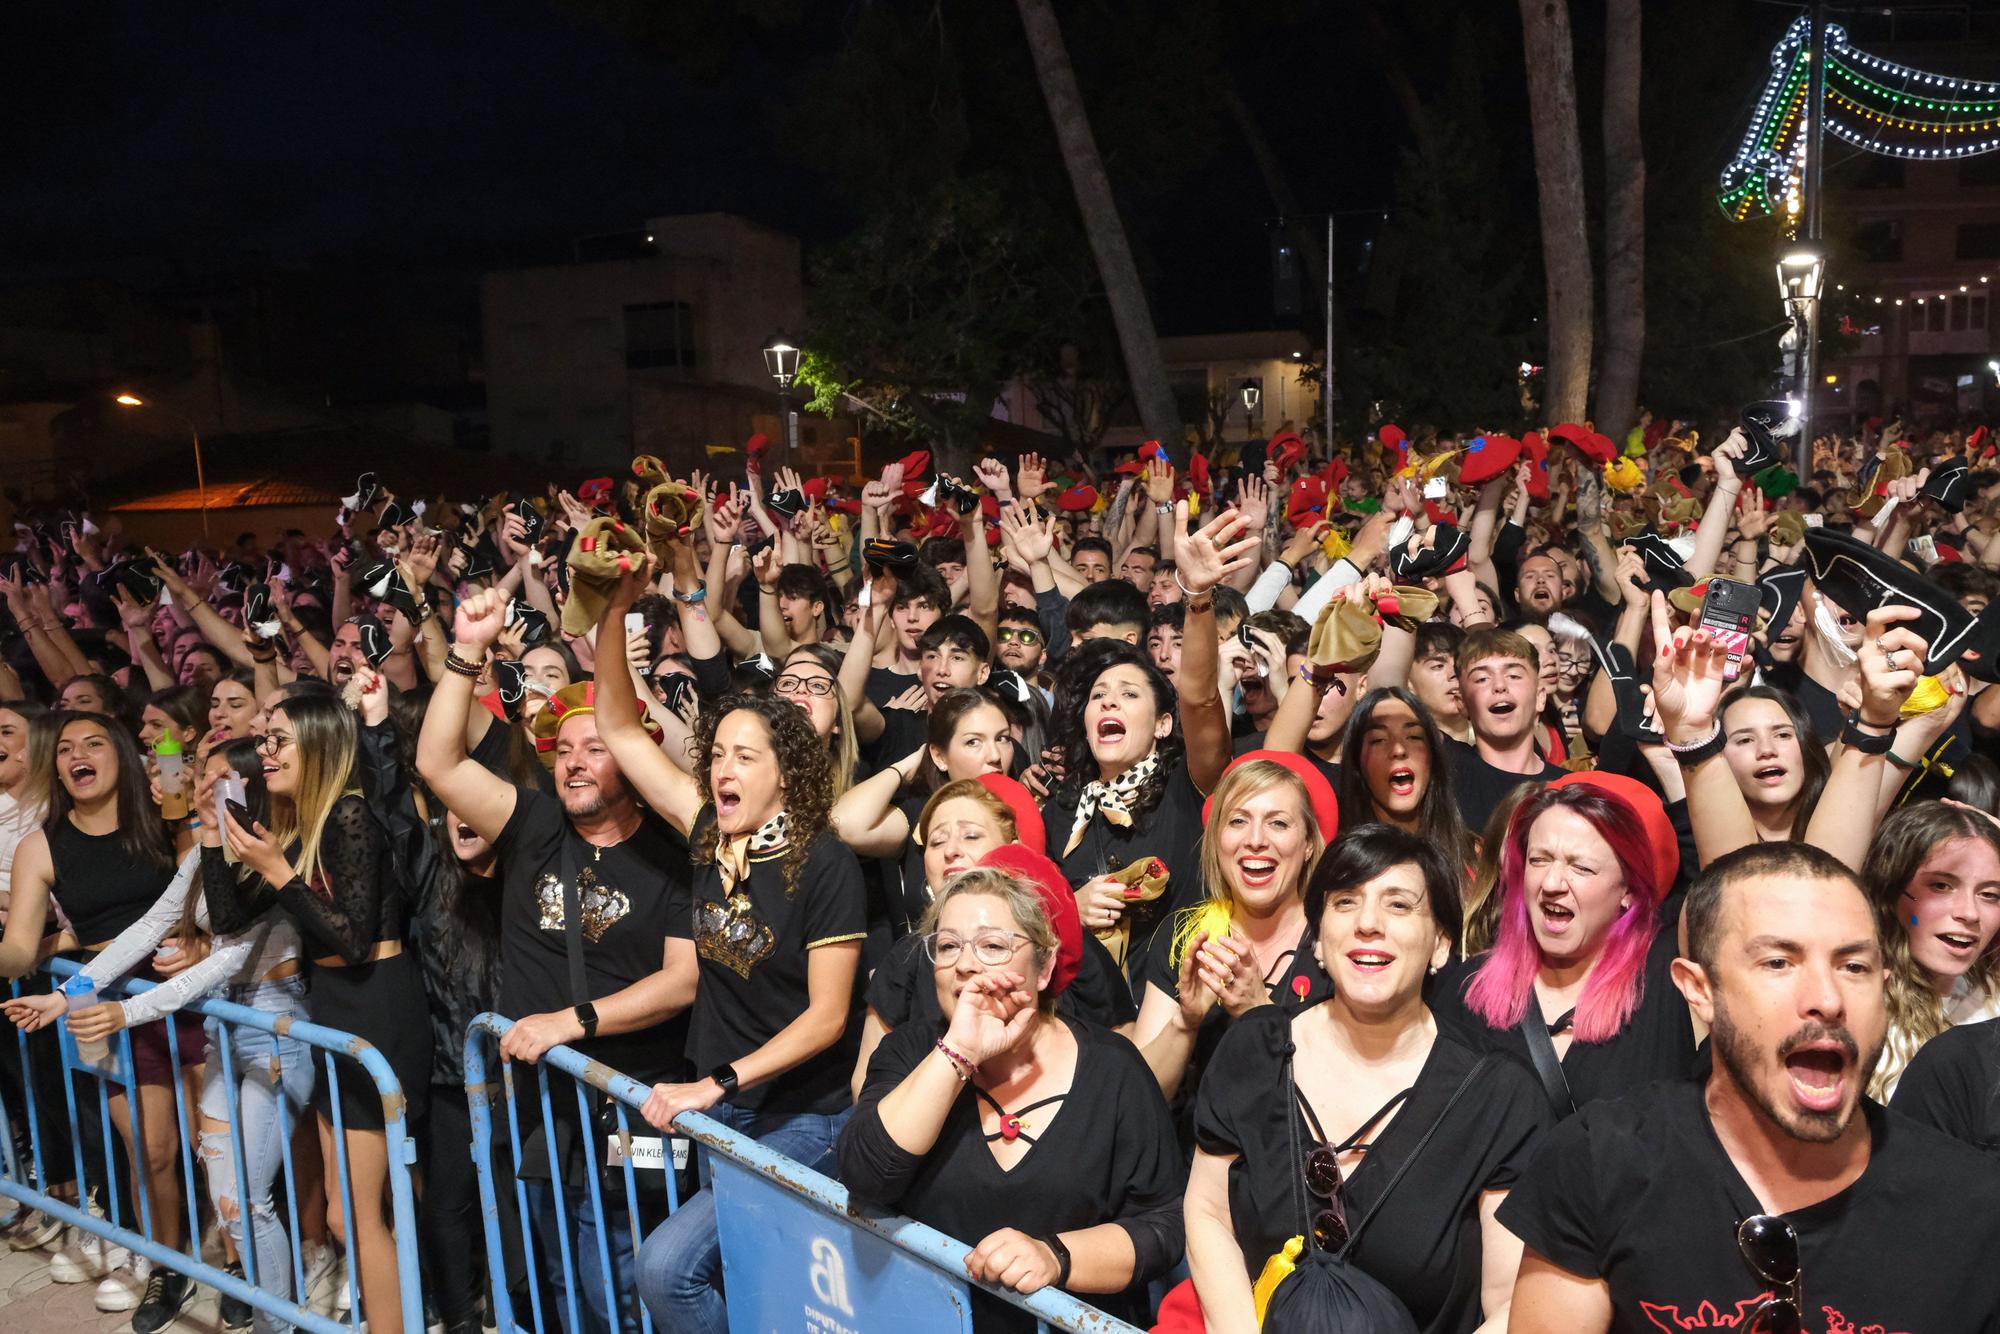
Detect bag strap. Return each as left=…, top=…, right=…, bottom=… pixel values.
left=557, top=835, right=589, bottom=1006
left=1339, top=1053, right=1497, bottom=1259
left=1519, top=998, right=1578, bottom=1117
left=1282, top=1044, right=1312, bottom=1244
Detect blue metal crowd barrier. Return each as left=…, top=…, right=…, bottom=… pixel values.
left=464, top=1012, right=1143, bottom=1334
left=0, top=958, right=426, bottom=1334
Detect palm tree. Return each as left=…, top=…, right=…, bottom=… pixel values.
left=1517, top=0, right=1593, bottom=423
left=1016, top=0, right=1183, bottom=445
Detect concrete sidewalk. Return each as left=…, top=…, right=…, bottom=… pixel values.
left=0, top=1229, right=226, bottom=1334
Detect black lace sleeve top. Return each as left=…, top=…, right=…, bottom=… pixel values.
left=201, top=794, right=405, bottom=963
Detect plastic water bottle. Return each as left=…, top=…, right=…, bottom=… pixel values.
left=154, top=731, right=188, bottom=821
left=60, top=975, right=109, bottom=1066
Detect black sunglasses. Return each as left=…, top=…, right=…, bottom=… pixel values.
left=1737, top=1214, right=1801, bottom=1334
left=1302, top=1143, right=1350, bottom=1252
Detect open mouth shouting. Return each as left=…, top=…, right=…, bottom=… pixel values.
left=330, top=656, right=357, bottom=684
left=66, top=760, right=100, bottom=794
left=1752, top=763, right=1790, bottom=789
left=1779, top=1030, right=1857, bottom=1115
left=455, top=822, right=482, bottom=850
left=1386, top=766, right=1418, bottom=799
left=714, top=780, right=742, bottom=822
left=1237, top=857, right=1280, bottom=889
left=1093, top=715, right=1128, bottom=749
left=1536, top=898, right=1576, bottom=937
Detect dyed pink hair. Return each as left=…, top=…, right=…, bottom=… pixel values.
left=1462, top=784, right=1663, bottom=1043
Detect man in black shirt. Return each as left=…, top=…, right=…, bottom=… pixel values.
left=1444, top=627, right=1565, bottom=830
left=419, top=590, right=700, bottom=1334
left=1502, top=841, right=2000, bottom=1333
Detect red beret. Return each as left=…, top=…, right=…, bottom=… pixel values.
left=1056, top=484, right=1099, bottom=512
left=896, top=450, right=931, bottom=479
left=1268, top=431, right=1306, bottom=475
left=1189, top=450, right=1211, bottom=495
left=1548, top=771, right=1679, bottom=892
left=802, top=477, right=830, bottom=500
left=1139, top=439, right=1167, bottom=462
left=1202, top=750, right=1340, bottom=843
left=1286, top=477, right=1330, bottom=527
left=1459, top=433, right=1524, bottom=485
left=1378, top=424, right=1407, bottom=453
left=1114, top=458, right=1147, bottom=476
left=977, top=843, right=1082, bottom=997
left=1522, top=432, right=1551, bottom=499
left=977, top=773, right=1046, bottom=857
left=577, top=477, right=616, bottom=511
left=1549, top=423, right=1615, bottom=465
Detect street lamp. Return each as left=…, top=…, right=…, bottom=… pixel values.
left=1775, top=246, right=1828, bottom=475
left=763, top=337, right=802, bottom=467
left=113, top=393, right=210, bottom=541
left=1240, top=380, right=1260, bottom=438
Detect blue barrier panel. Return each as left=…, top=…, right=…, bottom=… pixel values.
left=0, top=958, right=426, bottom=1334
left=464, top=1012, right=1142, bottom=1334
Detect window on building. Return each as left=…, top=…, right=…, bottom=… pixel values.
left=1956, top=222, right=2000, bottom=261
left=1853, top=220, right=1903, bottom=262
left=623, top=302, right=698, bottom=371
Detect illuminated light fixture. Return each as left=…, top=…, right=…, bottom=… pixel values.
left=114, top=393, right=144, bottom=407
left=762, top=338, right=800, bottom=389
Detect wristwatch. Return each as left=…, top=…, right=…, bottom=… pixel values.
left=572, top=1002, right=599, bottom=1041
left=710, top=1063, right=741, bottom=1096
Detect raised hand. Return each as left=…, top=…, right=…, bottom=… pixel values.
left=1175, top=503, right=1261, bottom=597
left=606, top=552, right=659, bottom=616
left=1615, top=546, right=1649, bottom=608
left=1234, top=474, right=1270, bottom=531
left=1855, top=606, right=1930, bottom=728
left=706, top=487, right=746, bottom=546
left=943, top=970, right=1038, bottom=1067
left=751, top=543, right=783, bottom=592
left=1143, top=456, right=1177, bottom=505
left=998, top=501, right=1056, bottom=566
left=1015, top=452, right=1050, bottom=501
left=1648, top=589, right=1733, bottom=742
left=972, top=456, right=1013, bottom=502
left=453, top=587, right=507, bottom=652
left=1712, top=428, right=1750, bottom=488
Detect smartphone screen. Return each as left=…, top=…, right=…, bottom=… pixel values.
left=1423, top=477, right=1449, bottom=500
left=1698, top=577, right=1762, bottom=682
left=624, top=612, right=646, bottom=639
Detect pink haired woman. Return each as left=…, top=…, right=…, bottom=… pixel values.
left=1430, top=779, right=1695, bottom=1115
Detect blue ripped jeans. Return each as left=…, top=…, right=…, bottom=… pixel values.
left=635, top=1101, right=851, bottom=1334
left=197, top=977, right=316, bottom=1334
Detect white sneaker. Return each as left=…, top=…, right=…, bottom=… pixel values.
left=301, top=1241, right=339, bottom=1316
left=48, top=1226, right=130, bottom=1283
left=95, top=1257, right=150, bottom=1313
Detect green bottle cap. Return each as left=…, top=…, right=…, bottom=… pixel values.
left=153, top=732, right=182, bottom=757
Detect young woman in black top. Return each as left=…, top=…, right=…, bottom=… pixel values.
left=1046, top=502, right=1261, bottom=982
left=839, top=850, right=1184, bottom=1333
left=1178, top=825, right=1549, bottom=1334
left=589, top=568, right=866, bottom=1334
left=202, top=690, right=432, bottom=1334
left=0, top=712, right=196, bottom=1325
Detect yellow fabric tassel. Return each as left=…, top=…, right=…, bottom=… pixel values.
left=1603, top=457, right=1644, bottom=493
left=1168, top=898, right=1236, bottom=971
left=1252, top=1235, right=1305, bottom=1325
left=1320, top=527, right=1351, bottom=561
left=1902, top=675, right=1950, bottom=719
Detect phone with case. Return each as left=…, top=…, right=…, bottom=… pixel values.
left=1698, top=577, right=1762, bottom=682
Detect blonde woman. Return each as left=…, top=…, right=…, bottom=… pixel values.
left=202, top=690, right=432, bottom=1334
left=1132, top=753, right=1340, bottom=1100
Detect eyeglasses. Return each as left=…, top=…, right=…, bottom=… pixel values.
left=1736, top=1214, right=1801, bottom=1334
left=922, top=930, right=1030, bottom=968
left=256, top=731, right=294, bottom=755
left=1302, top=1143, right=1351, bottom=1251
left=773, top=674, right=835, bottom=697
left=997, top=628, right=1043, bottom=646
left=1557, top=657, right=1593, bottom=677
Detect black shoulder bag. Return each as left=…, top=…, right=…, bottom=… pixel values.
left=1519, top=1001, right=1578, bottom=1118
left=1261, top=1050, right=1496, bottom=1333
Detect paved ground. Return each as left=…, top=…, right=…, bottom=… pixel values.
left=0, top=1227, right=228, bottom=1334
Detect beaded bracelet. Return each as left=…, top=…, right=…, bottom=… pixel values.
left=935, top=1039, right=975, bottom=1083
left=444, top=651, right=484, bottom=679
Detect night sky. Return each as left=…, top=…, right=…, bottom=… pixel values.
left=2, top=2, right=1497, bottom=334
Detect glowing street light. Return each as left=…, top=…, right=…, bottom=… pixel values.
left=114, top=393, right=209, bottom=540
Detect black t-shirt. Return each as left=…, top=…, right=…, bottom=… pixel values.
left=688, top=811, right=866, bottom=1114
left=864, top=663, right=918, bottom=710
left=493, top=790, right=694, bottom=1084
left=888, top=789, right=932, bottom=938
left=1047, top=751, right=1209, bottom=982
left=1440, top=737, right=1563, bottom=834
left=1431, top=924, right=1695, bottom=1116
left=1890, top=1016, right=2000, bottom=1152
left=864, top=928, right=1137, bottom=1034
left=838, top=1017, right=1185, bottom=1333
left=1500, top=1078, right=2000, bottom=1333
left=1195, top=1006, right=1551, bottom=1334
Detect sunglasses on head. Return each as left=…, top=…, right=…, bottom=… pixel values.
left=1737, top=1214, right=1801, bottom=1334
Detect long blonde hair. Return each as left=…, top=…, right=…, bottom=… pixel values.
left=1173, top=761, right=1327, bottom=968
left=263, top=694, right=360, bottom=888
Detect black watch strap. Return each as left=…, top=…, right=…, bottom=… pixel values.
left=1840, top=717, right=1898, bottom=755
left=710, top=1062, right=740, bottom=1096
left=572, top=1002, right=599, bottom=1040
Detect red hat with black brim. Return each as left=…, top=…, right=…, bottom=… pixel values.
left=1268, top=431, right=1306, bottom=475
left=1458, top=434, right=1523, bottom=486
left=1803, top=528, right=2000, bottom=678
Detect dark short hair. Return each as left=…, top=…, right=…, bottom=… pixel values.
left=1246, top=608, right=1310, bottom=657
left=1305, top=822, right=1465, bottom=952
left=917, top=613, right=990, bottom=660
left=919, top=536, right=966, bottom=568
left=1414, top=620, right=1465, bottom=663
left=1148, top=603, right=1185, bottom=633
left=774, top=563, right=830, bottom=607
left=889, top=565, right=950, bottom=613
left=1125, top=545, right=1160, bottom=563
left=1066, top=579, right=1150, bottom=637
left=1684, top=841, right=1865, bottom=973
left=1212, top=585, right=1249, bottom=630
left=1073, top=536, right=1114, bottom=563
left=997, top=604, right=1041, bottom=631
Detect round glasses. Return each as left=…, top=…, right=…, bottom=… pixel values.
left=922, top=930, right=1031, bottom=968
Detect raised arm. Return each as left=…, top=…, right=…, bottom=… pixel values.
left=1803, top=607, right=1930, bottom=871
left=414, top=589, right=520, bottom=842
left=828, top=748, right=926, bottom=858
left=593, top=559, right=705, bottom=835
left=148, top=551, right=256, bottom=668
left=1176, top=502, right=1263, bottom=795
left=1649, top=590, right=1759, bottom=868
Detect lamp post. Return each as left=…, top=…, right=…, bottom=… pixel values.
left=1240, top=380, right=1260, bottom=439
left=762, top=337, right=802, bottom=469
left=114, top=393, right=210, bottom=541
left=1775, top=246, right=1827, bottom=476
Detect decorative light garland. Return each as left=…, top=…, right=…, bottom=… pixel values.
left=1720, top=16, right=2000, bottom=220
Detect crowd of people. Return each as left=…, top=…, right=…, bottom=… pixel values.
left=2, top=407, right=2000, bottom=1333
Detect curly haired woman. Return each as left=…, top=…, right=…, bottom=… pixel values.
left=588, top=561, right=866, bottom=1334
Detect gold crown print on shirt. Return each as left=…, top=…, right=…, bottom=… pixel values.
left=694, top=892, right=777, bottom=979
left=535, top=867, right=632, bottom=944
